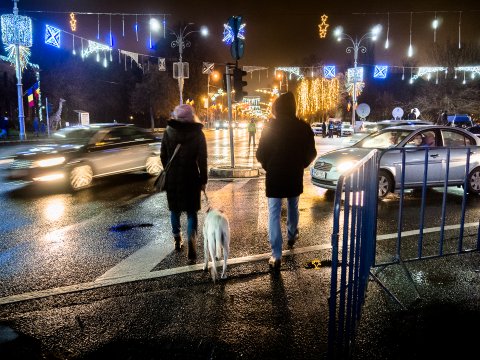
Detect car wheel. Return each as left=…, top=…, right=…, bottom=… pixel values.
left=378, top=170, right=393, bottom=199
left=468, top=167, right=480, bottom=195
left=69, top=164, right=93, bottom=190
left=146, top=156, right=161, bottom=176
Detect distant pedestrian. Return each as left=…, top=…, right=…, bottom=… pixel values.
left=1, top=116, right=9, bottom=138
left=337, top=122, right=342, bottom=137
left=407, top=109, right=416, bottom=120
left=437, top=110, right=448, bottom=125
left=321, top=121, right=326, bottom=138
left=328, top=121, right=334, bottom=138
left=33, top=116, right=39, bottom=137
left=161, top=104, right=208, bottom=263
left=256, top=92, right=317, bottom=272
left=248, top=118, right=257, bottom=147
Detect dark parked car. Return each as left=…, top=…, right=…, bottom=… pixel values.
left=467, top=125, right=480, bottom=136
left=7, top=123, right=162, bottom=190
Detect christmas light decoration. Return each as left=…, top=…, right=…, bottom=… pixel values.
left=70, top=13, right=77, bottom=32
left=345, top=81, right=365, bottom=98
left=374, top=65, right=388, bottom=78
left=454, top=66, right=480, bottom=77
left=296, top=77, right=340, bottom=117
left=3, top=44, right=31, bottom=71
left=385, top=13, right=390, bottom=49
left=82, top=40, right=111, bottom=58
left=411, top=67, right=447, bottom=81
left=275, top=67, right=303, bottom=79
left=222, top=21, right=245, bottom=45
left=318, top=14, right=329, bottom=38
left=324, top=65, right=335, bottom=79
left=408, top=12, right=413, bottom=57
left=1, top=14, right=32, bottom=46
left=45, top=25, right=61, bottom=47
left=347, top=67, right=363, bottom=83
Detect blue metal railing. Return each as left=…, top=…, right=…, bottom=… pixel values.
left=327, top=145, right=480, bottom=359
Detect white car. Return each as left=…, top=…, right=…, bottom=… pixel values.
left=311, top=122, right=323, bottom=136
left=341, top=123, right=354, bottom=136
left=311, top=125, right=480, bottom=198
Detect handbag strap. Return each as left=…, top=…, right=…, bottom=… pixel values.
left=163, top=143, right=181, bottom=172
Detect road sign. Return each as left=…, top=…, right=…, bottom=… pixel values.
left=230, top=39, right=244, bottom=61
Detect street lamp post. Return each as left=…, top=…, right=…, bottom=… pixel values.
left=334, top=25, right=381, bottom=126
left=170, top=23, right=208, bottom=105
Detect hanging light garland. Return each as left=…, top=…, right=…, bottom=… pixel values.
left=296, top=77, right=340, bottom=117
left=318, top=14, right=329, bottom=39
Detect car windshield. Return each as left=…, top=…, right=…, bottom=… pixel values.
left=51, top=127, right=97, bottom=144
left=353, top=129, right=414, bottom=149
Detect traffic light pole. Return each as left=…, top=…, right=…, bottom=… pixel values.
left=226, top=64, right=235, bottom=168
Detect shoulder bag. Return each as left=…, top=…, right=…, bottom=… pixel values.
left=154, top=143, right=181, bottom=193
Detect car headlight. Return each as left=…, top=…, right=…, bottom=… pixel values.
left=337, top=160, right=357, bottom=173
left=34, top=156, right=66, bottom=167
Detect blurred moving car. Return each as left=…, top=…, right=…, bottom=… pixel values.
left=7, top=123, right=162, bottom=190
left=311, top=122, right=323, bottom=136
left=311, top=125, right=480, bottom=198
left=467, top=124, right=480, bottom=136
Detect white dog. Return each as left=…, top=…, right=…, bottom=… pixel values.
left=202, top=208, right=230, bottom=282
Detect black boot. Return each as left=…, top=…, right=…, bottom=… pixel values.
left=174, top=235, right=183, bottom=251
left=187, top=234, right=197, bottom=263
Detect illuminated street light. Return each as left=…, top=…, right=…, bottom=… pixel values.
left=149, top=18, right=161, bottom=32
left=170, top=23, right=208, bottom=105
left=333, top=25, right=381, bottom=126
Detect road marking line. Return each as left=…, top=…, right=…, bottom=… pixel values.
left=0, top=244, right=331, bottom=305
left=1, top=223, right=477, bottom=305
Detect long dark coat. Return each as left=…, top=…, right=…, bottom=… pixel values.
left=160, top=119, right=208, bottom=212
left=256, top=115, right=317, bottom=198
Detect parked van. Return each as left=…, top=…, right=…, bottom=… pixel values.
left=447, top=114, right=473, bottom=128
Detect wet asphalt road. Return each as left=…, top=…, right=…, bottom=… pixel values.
left=0, top=130, right=479, bottom=359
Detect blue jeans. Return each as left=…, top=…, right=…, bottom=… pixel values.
left=268, top=197, right=299, bottom=260
left=170, top=211, right=198, bottom=240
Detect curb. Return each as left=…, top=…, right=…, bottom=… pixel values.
left=209, top=166, right=260, bottom=178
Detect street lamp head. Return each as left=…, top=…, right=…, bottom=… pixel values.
left=432, top=18, right=439, bottom=29
left=200, top=26, right=209, bottom=37
left=149, top=18, right=161, bottom=32
left=333, top=26, right=343, bottom=40
left=370, top=25, right=382, bottom=41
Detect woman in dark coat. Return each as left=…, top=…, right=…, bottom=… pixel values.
left=160, top=104, right=208, bottom=262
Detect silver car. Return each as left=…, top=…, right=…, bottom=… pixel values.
left=7, top=123, right=162, bottom=191
left=311, top=125, right=480, bottom=198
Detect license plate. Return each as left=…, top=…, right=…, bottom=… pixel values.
left=313, top=169, right=327, bottom=179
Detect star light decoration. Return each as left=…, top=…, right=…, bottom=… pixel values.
left=222, top=21, right=245, bottom=45
left=70, top=13, right=77, bottom=32
left=318, top=14, right=329, bottom=38
left=2, top=44, right=32, bottom=71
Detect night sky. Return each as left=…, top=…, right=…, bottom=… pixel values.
left=2, top=0, right=479, bottom=79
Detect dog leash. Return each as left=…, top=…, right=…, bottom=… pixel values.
left=202, top=190, right=211, bottom=211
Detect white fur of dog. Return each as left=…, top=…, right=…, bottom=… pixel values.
left=202, top=208, right=230, bottom=282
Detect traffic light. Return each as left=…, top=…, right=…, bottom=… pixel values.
left=233, top=67, right=247, bottom=102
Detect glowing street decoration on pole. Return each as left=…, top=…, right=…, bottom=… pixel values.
left=45, top=25, right=61, bottom=48
left=1, top=1, right=33, bottom=141
left=222, top=21, right=245, bottom=45
left=347, top=67, right=364, bottom=83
